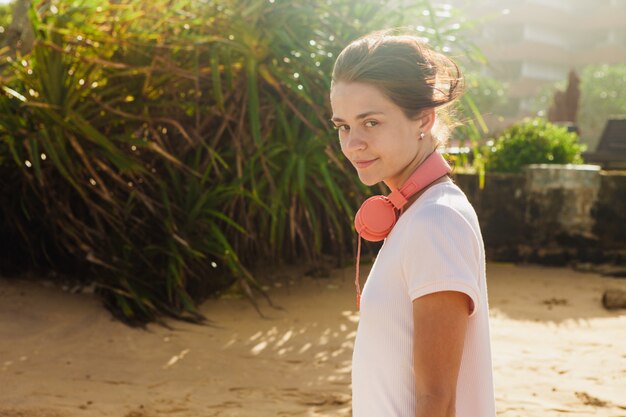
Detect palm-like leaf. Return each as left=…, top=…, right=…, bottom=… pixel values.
left=0, top=0, right=487, bottom=324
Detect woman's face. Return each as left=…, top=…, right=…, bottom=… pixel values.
left=330, top=81, right=422, bottom=189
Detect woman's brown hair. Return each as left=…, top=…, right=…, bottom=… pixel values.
left=331, top=30, right=465, bottom=146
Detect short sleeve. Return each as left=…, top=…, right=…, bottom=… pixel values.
left=402, top=205, right=481, bottom=318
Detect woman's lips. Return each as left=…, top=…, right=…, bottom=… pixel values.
left=354, top=159, right=378, bottom=169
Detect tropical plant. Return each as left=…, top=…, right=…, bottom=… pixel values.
left=485, top=118, right=586, bottom=173
left=0, top=0, right=488, bottom=324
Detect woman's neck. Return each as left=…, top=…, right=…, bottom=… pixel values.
left=384, top=144, right=438, bottom=191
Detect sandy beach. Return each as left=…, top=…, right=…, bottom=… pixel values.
left=1, top=262, right=625, bottom=417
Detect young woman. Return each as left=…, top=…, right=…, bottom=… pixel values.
left=329, top=31, right=496, bottom=417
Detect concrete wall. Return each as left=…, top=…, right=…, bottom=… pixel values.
left=453, top=165, right=626, bottom=265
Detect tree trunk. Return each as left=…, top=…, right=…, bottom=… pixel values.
left=3, top=0, right=34, bottom=55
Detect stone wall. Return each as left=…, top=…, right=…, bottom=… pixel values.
left=592, top=172, right=626, bottom=249
left=453, top=165, right=626, bottom=265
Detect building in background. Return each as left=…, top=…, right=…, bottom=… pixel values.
left=444, top=0, right=626, bottom=136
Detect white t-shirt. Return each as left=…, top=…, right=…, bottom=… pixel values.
left=351, top=180, right=496, bottom=417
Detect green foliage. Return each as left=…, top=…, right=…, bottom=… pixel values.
left=463, top=72, right=508, bottom=117
left=0, top=2, right=11, bottom=30
left=579, top=64, right=626, bottom=149
left=0, top=0, right=488, bottom=324
left=486, top=118, right=586, bottom=173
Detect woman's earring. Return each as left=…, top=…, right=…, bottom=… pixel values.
left=419, top=132, right=425, bottom=140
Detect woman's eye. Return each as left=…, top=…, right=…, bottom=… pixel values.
left=364, top=120, right=378, bottom=127
left=335, top=124, right=350, bottom=132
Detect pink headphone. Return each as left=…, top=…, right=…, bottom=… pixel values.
left=353, top=151, right=452, bottom=309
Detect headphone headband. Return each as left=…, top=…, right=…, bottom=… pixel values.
left=387, top=151, right=452, bottom=210
left=355, top=151, right=452, bottom=243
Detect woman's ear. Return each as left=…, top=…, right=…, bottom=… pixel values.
left=418, top=108, right=436, bottom=134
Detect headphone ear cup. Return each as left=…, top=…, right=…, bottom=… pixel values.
left=354, top=196, right=398, bottom=242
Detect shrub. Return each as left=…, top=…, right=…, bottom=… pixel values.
left=0, top=0, right=407, bottom=324
left=0, top=0, right=486, bottom=324
left=486, top=118, right=586, bottom=173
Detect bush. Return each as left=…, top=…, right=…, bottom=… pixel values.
left=0, top=0, right=486, bottom=324
left=486, top=118, right=586, bottom=173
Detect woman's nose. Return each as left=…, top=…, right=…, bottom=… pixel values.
left=344, top=130, right=367, bottom=151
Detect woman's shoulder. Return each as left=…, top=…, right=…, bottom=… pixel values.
left=405, top=182, right=479, bottom=234
left=412, top=181, right=471, bottom=213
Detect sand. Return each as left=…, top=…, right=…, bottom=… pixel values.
left=1, top=262, right=625, bottom=417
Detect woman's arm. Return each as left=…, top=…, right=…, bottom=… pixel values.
left=412, top=290, right=471, bottom=417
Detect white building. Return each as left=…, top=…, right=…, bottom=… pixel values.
left=443, top=0, right=626, bottom=130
